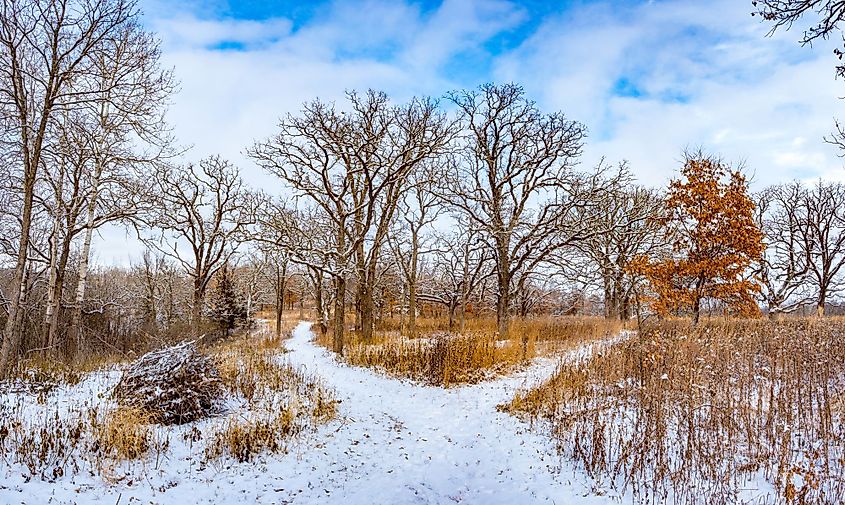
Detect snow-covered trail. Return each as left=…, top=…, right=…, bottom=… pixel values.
left=0, top=321, right=621, bottom=505
left=277, top=321, right=617, bottom=505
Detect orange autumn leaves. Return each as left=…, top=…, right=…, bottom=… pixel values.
left=631, top=154, right=764, bottom=323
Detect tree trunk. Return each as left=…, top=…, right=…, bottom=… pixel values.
left=275, top=285, right=283, bottom=337
left=313, top=273, right=327, bottom=336
left=245, top=290, right=253, bottom=330
left=42, top=252, right=59, bottom=351
left=620, top=293, right=631, bottom=321
left=46, top=238, right=73, bottom=358
left=68, top=166, right=103, bottom=354
left=407, top=279, right=417, bottom=338
left=377, top=289, right=384, bottom=329
left=42, top=178, right=65, bottom=351
left=603, top=274, right=614, bottom=319
left=359, top=260, right=378, bottom=341
left=0, top=171, right=36, bottom=377
left=360, top=284, right=375, bottom=341
left=354, top=243, right=365, bottom=332
left=333, top=276, right=346, bottom=355
left=691, top=276, right=706, bottom=326
left=399, top=282, right=406, bottom=334
left=275, top=264, right=286, bottom=337
left=692, top=297, right=701, bottom=326
left=497, top=271, right=511, bottom=338
left=817, top=286, right=827, bottom=317
left=191, top=281, right=204, bottom=337
left=459, top=284, right=467, bottom=334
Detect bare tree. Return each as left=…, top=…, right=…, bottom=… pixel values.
left=570, top=181, right=667, bottom=320
left=753, top=1, right=845, bottom=150
left=233, top=255, right=273, bottom=330
left=388, top=161, right=444, bottom=337
left=754, top=183, right=814, bottom=316
left=423, top=225, right=492, bottom=332
left=513, top=270, right=558, bottom=318
left=252, top=221, right=298, bottom=338
left=66, top=16, right=176, bottom=349
left=753, top=1, right=845, bottom=71
left=794, top=180, right=845, bottom=315
left=250, top=90, right=454, bottom=352
left=0, top=0, right=143, bottom=377
left=444, top=83, right=601, bottom=344
left=39, top=110, right=160, bottom=356
left=133, top=249, right=164, bottom=333
left=141, top=157, right=255, bottom=337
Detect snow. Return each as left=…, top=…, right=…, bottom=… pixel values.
left=0, top=321, right=622, bottom=504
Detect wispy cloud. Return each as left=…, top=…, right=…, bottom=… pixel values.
left=138, top=0, right=845, bottom=188
left=494, top=0, right=843, bottom=186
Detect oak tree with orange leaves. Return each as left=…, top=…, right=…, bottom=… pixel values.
left=631, top=152, right=764, bottom=324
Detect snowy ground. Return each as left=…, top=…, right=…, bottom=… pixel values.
left=0, top=322, right=623, bottom=505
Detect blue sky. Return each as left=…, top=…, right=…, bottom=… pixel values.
left=91, top=0, right=840, bottom=258
left=90, top=0, right=845, bottom=264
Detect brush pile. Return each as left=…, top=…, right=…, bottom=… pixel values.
left=113, top=341, right=223, bottom=425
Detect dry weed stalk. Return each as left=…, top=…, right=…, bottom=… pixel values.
left=506, top=319, right=845, bottom=504
left=204, top=330, right=337, bottom=462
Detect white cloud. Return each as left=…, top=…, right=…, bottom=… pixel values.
left=492, top=0, right=845, bottom=187
left=141, top=0, right=524, bottom=181
left=151, top=16, right=293, bottom=49
left=94, top=0, right=845, bottom=264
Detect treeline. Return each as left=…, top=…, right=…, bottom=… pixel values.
left=2, top=0, right=845, bottom=374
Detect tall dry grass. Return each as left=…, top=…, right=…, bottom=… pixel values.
left=319, top=316, right=626, bottom=387
left=0, top=402, right=169, bottom=480
left=505, top=319, right=845, bottom=504
left=345, top=332, right=526, bottom=386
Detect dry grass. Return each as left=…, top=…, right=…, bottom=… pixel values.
left=255, top=309, right=300, bottom=338
left=2, top=351, right=124, bottom=396
left=320, top=316, right=626, bottom=387
left=93, top=407, right=167, bottom=462
left=345, top=332, right=526, bottom=386
left=504, top=318, right=845, bottom=504
left=377, top=315, right=626, bottom=346
left=0, top=403, right=167, bottom=479
left=4, top=358, right=83, bottom=397
left=0, top=406, right=89, bottom=479
left=204, top=408, right=298, bottom=463
left=0, top=320, right=336, bottom=479
left=204, top=325, right=337, bottom=462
